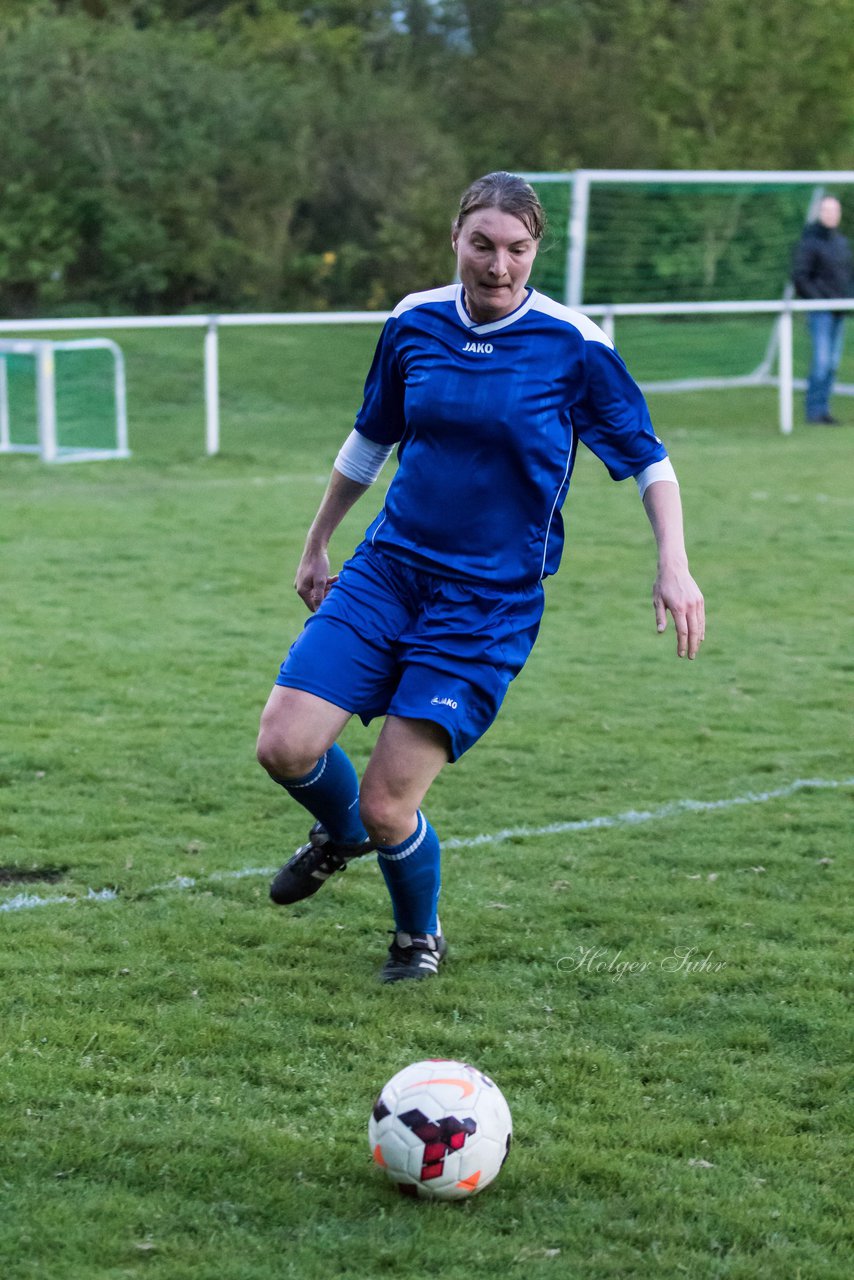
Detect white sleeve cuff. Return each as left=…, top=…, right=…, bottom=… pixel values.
left=334, top=429, right=394, bottom=485
left=635, top=457, right=678, bottom=498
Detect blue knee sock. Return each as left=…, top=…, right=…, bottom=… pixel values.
left=377, top=812, right=441, bottom=935
left=276, top=743, right=368, bottom=845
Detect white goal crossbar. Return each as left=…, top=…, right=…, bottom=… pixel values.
left=0, top=337, right=129, bottom=463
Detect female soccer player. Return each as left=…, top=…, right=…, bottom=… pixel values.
left=256, top=171, right=705, bottom=983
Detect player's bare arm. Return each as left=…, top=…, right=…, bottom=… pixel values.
left=642, top=478, right=705, bottom=659
left=295, top=469, right=370, bottom=611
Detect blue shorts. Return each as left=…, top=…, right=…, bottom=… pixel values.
left=276, top=544, right=545, bottom=760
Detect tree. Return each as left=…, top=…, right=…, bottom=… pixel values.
left=430, top=0, right=854, bottom=172
left=623, top=0, right=854, bottom=169
left=1, top=1, right=851, bottom=314
left=0, top=16, right=317, bottom=311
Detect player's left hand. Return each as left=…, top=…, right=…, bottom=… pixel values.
left=653, top=565, right=705, bottom=659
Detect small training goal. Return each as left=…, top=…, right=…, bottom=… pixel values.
left=0, top=337, right=129, bottom=463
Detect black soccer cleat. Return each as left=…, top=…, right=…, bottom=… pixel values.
left=380, top=929, right=448, bottom=984
left=269, top=822, right=373, bottom=905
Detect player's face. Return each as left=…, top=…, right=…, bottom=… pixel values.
left=452, top=207, right=538, bottom=324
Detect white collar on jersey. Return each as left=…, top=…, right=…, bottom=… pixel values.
left=455, top=284, right=538, bottom=335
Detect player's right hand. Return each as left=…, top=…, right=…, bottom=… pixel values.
left=295, top=548, right=337, bottom=612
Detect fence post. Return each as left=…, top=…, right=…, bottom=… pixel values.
left=36, top=342, right=58, bottom=462
left=778, top=303, right=794, bottom=435
left=205, top=319, right=220, bottom=456
left=0, top=357, right=8, bottom=452
left=110, top=342, right=130, bottom=457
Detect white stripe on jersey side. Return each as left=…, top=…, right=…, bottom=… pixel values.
left=540, top=424, right=574, bottom=581
left=369, top=513, right=386, bottom=548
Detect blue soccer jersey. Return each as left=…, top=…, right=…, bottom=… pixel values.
left=354, top=284, right=668, bottom=589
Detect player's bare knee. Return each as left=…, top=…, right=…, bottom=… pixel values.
left=361, top=811, right=400, bottom=848
left=256, top=725, right=316, bottom=781
left=359, top=789, right=412, bottom=847
left=359, top=791, right=389, bottom=845
left=255, top=729, right=284, bottom=777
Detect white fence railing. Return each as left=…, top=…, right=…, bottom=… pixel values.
left=1, top=298, right=852, bottom=453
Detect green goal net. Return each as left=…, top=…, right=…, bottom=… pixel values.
left=0, top=338, right=129, bottom=462
left=522, top=169, right=854, bottom=307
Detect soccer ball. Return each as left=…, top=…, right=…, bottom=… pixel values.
left=368, top=1058, right=512, bottom=1200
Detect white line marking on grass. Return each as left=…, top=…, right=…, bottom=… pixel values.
left=146, top=867, right=278, bottom=894
left=442, top=777, right=854, bottom=850
left=0, top=887, right=118, bottom=913
left=1, top=777, right=851, bottom=914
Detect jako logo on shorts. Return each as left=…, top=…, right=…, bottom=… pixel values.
left=431, top=696, right=458, bottom=710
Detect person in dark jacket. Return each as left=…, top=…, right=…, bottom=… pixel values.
left=792, top=196, right=854, bottom=424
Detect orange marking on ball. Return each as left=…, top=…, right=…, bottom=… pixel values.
left=456, top=1170, right=482, bottom=1191
left=406, top=1076, right=475, bottom=1099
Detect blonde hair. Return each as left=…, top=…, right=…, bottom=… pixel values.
left=453, top=172, right=546, bottom=241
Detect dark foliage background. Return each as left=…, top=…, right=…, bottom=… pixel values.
left=0, top=0, right=851, bottom=314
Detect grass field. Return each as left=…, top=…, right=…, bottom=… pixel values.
left=1, top=321, right=852, bottom=1280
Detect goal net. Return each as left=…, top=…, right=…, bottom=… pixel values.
left=522, top=169, right=854, bottom=392
left=0, top=338, right=129, bottom=463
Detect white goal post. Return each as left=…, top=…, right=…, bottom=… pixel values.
left=0, top=337, right=129, bottom=463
